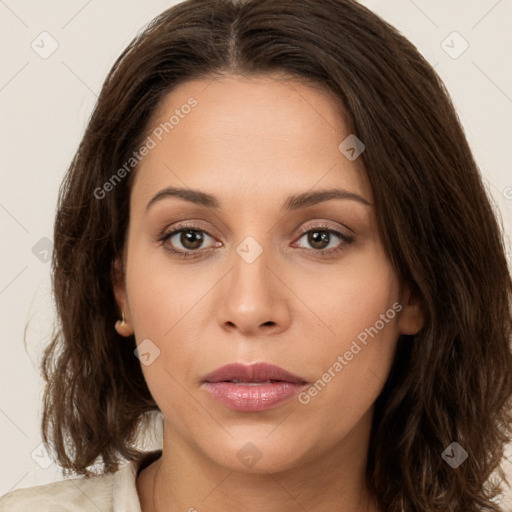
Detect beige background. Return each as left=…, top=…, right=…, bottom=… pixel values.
left=1, top=0, right=511, bottom=506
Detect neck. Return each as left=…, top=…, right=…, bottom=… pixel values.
left=137, top=409, right=380, bottom=512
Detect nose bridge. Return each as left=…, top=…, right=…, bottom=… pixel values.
left=216, top=234, right=291, bottom=335
left=230, top=236, right=274, bottom=309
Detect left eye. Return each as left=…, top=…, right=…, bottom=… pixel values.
left=294, top=229, right=349, bottom=252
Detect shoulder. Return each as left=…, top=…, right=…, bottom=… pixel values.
left=0, top=471, right=115, bottom=512
left=0, top=452, right=160, bottom=512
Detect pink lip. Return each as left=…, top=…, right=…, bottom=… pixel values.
left=202, top=362, right=308, bottom=412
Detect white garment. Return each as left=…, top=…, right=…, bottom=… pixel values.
left=0, top=458, right=149, bottom=512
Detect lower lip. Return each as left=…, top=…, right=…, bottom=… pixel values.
left=202, top=381, right=306, bottom=411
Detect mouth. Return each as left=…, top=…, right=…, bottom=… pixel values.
left=201, top=362, right=308, bottom=412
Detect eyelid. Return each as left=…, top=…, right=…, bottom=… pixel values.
left=159, top=220, right=219, bottom=240
left=295, top=220, right=354, bottom=238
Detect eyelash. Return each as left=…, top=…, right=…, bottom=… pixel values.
left=157, top=222, right=355, bottom=259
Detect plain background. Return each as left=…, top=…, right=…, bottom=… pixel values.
left=1, top=0, right=511, bottom=505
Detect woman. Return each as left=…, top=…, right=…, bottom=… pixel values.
left=1, top=0, right=511, bottom=510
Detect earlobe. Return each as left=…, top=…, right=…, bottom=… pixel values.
left=115, top=310, right=134, bottom=337
left=398, top=284, right=426, bottom=335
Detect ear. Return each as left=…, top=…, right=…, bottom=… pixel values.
left=111, top=257, right=127, bottom=311
left=111, top=257, right=133, bottom=337
left=398, top=283, right=426, bottom=335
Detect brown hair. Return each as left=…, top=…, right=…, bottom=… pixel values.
left=41, top=0, right=512, bottom=510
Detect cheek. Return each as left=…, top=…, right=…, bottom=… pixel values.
left=124, top=241, right=212, bottom=339
left=328, top=265, right=400, bottom=346
left=292, top=240, right=401, bottom=353
left=123, top=243, right=224, bottom=398
left=294, top=251, right=401, bottom=417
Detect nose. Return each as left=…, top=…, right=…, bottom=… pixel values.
left=216, top=245, right=292, bottom=337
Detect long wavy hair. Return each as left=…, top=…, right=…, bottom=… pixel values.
left=41, top=0, right=512, bottom=510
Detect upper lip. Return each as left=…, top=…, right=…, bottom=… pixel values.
left=202, top=362, right=308, bottom=384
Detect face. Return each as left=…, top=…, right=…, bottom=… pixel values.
left=114, top=74, right=424, bottom=474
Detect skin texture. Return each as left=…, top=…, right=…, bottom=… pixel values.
left=113, top=74, right=425, bottom=512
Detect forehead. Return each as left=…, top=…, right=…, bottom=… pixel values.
left=131, top=73, right=370, bottom=206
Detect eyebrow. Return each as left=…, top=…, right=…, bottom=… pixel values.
left=146, top=186, right=371, bottom=212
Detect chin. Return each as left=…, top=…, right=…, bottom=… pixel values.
left=203, top=434, right=312, bottom=475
